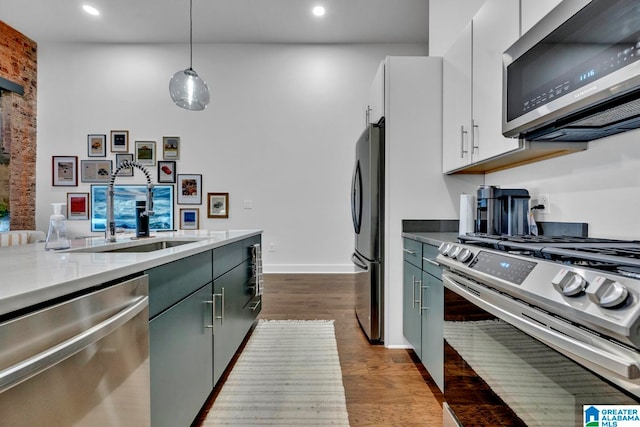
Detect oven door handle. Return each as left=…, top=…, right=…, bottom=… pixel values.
left=443, top=273, right=640, bottom=380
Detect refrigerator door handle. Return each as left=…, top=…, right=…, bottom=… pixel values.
left=351, top=252, right=368, bottom=271
left=351, top=161, right=362, bottom=235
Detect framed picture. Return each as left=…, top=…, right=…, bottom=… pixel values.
left=177, top=174, right=202, bottom=204
left=162, top=136, right=180, bottom=159
left=110, top=130, right=129, bottom=153
left=90, top=185, right=174, bottom=232
left=207, top=192, right=229, bottom=218
left=66, top=192, right=89, bottom=220
left=135, top=140, right=156, bottom=166
left=157, top=161, right=176, bottom=183
left=52, top=156, right=78, bottom=187
left=179, top=208, right=199, bottom=230
left=87, top=134, right=107, bottom=157
left=115, top=153, right=134, bottom=177
left=81, top=159, right=112, bottom=183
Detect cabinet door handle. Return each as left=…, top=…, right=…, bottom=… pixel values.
left=472, top=119, right=479, bottom=154
left=205, top=287, right=225, bottom=333
left=412, top=276, right=421, bottom=308
left=250, top=299, right=261, bottom=311
left=423, top=257, right=440, bottom=267
left=413, top=276, right=423, bottom=311
left=205, top=298, right=215, bottom=332
left=403, top=248, right=416, bottom=255
left=217, top=287, right=225, bottom=323
left=421, top=283, right=430, bottom=312
left=460, top=126, right=468, bottom=158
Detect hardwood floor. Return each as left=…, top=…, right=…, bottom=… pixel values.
left=253, top=273, right=443, bottom=426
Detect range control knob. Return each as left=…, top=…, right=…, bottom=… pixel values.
left=438, top=242, right=453, bottom=256
left=456, top=248, right=473, bottom=263
left=551, top=269, right=586, bottom=297
left=587, top=276, right=629, bottom=308
left=449, top=246, right=462, bottom=259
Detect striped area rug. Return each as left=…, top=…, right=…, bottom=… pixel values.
left=203, top=320, right=350, bottom=426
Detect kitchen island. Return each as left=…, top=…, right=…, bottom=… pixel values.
left=0, top=229, right=261, bottom=317
left=0, top=229, right=262, bottom=427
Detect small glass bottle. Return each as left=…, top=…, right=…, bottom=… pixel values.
left=45, top=203, right=70, bottom=250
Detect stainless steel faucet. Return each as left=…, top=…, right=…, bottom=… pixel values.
left=106, top=160, right=154, bottom=242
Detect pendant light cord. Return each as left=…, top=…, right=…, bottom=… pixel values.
left=189, top=0, right=193, bottom=70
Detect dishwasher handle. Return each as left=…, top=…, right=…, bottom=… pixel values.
left=0, top=295, right=148, bottom=394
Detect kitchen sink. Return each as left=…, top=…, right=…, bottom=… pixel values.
left=67, top=239, right=205, bottom=254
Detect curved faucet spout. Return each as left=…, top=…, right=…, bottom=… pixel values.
left=106, top=160, right=154, bottom=242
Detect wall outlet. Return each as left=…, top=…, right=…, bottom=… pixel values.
left=532, top=193, right=550, bottom=214
left=243, top=199, right=253, bottom=209
left=268, top=242, right=276, bottom=252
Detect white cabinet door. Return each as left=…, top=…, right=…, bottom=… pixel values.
left=442, top=22, right=472, bottom=173
left=368, top=60, right=385, bottom=125
left=521, top=0, right=563, bottom=35
left=472, top=0, right=521, bottom=163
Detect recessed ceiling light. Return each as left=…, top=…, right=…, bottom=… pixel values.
left=82, top=5, right=100, bottom=16
left=312, top=6, right=326, bottom=17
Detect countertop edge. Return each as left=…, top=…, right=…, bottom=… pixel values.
left=0, top=229, right=262, bottom=318
left=402, top=231, right=460, bottom=247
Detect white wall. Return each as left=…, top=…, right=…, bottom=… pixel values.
left=36, top=42, right=428, bottom=272
left=486, top=132, right=640, bottom=239
left=428, top=0, right=485, bottom=56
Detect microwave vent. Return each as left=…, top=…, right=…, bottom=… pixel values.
left=571, top=97, right=640, bottom=128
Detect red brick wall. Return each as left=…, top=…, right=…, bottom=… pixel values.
left=0, top=21, right=37, bottom=230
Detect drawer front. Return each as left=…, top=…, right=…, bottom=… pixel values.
left=403, top=238, right=423, bottom=268
left=148, top=250, right=212, bottom=318
left=422, top=243, right=442, bottom=278
left=213, top=241, right=244, bottom=280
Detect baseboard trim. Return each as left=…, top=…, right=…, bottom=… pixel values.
left=386, top=344, right=412, bottom=350
left=264, top=264, right=356, bottom=274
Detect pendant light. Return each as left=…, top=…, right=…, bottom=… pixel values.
left=169, top=0, right=210, bottom=111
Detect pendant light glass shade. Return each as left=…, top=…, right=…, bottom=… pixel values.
left=169, top=0, right=210, bottom=111
left=169, top=68, right=210, bottom=111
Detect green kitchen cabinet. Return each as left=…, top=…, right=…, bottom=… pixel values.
left=150, top=283, right=213, bottom=427
left=421, top=269, right=444, bottom=391
left=212, top=235, right=262, bottom=385
left=403, top=259, right=423, bottom=358
left=147, top=251, right=213, bottom=427
left=402, top=238, right=444, bottom=392
left=147, top=233, right=262, bottom=426
left=147, top=250, right=213, bottom=318
left=212, top=261, right=252, bottom=384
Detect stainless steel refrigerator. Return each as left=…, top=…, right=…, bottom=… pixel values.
left=351, top=119, right=384, bottom=343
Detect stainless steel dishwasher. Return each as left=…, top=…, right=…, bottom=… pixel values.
left=0, top=274, right=150, bottom=426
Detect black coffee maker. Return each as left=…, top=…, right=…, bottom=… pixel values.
left=476, top=185, right=530, bottom=236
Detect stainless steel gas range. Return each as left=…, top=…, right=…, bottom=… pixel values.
left=438, top=234, right=640, bottom=427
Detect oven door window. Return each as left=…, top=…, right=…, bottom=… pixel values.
left=443, top=288, right=638, bottom=427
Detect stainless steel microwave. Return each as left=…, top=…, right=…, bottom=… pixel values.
left=502, top=0, right=640, bottom=142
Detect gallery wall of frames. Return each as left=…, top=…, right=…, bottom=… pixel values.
left=51, top=130, right=229, bottom=231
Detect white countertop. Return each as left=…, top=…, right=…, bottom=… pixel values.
left=0, top=229, right=262, bottom=317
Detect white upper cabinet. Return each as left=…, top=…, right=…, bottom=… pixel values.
left=442, top=22, right=473, bottom=172
left=471, top=0, right=521, bottom=164
left=367, top=61, right=385, bottom=125
left=442, top=0, right=581, bottom=174
left=443, top=0, right=520, bottom=173
left=521, top=0, right=563, bottom=35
